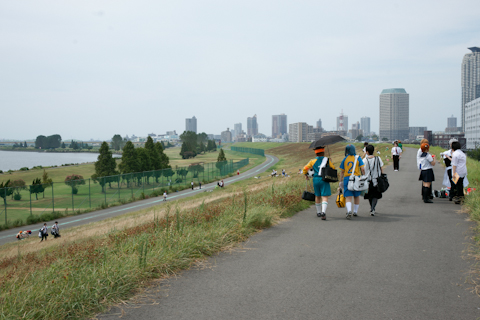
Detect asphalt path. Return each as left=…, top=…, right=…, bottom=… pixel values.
left=0, top=155, right=278, bottom=246
left=99, top=147, right=480, bottom=320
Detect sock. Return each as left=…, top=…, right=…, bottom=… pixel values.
left=315, top=203, right=322, bottom=214
left=321, top=202, right=328, bottom=213
left=346, top=202, right=352, bottom=212
left=354, top=204, right=359, bottom=213
left=371, top=198, right=378, bottom=211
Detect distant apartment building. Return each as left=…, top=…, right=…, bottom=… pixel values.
left=462, top=47, right=480, bottom=131
left=447, top=115, right=457, bottom=129
left=316, top=119, right=322, bottom=130
left=409, top=127, right=427, bottom=140
left=336, top=113, right=348, bottom=133
left=272, top=114, right=287, bottom=139
left=221, top=128, right=232, bottom=143
left=425, top=131, right=466, bottom=149
left=307, top=132, right=323, bottom=142
left=349, top=122, right=363, bottom=140
left=185, top=116, right=197, bottom=133
left=247, top=115, right=258, bottom=137
left=360, top=117, right=370, bottom=136
left=289, top=122, right=309, bottom=142
left=234, top=123, right=242, bottom=138
left=379, top=88, right=409, bottom=141
left=466, top=97, right=480, bottom=149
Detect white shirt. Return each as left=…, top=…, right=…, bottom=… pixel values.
left=363, top=156, right=384, bottom=186
left=391, top=147, right=402, bottom=156
left=440, top=149, right=453, bottom=169
left=452, top=150, right=467, bottom=177
left=419, top=152, right=434, bottom=170
left=416, top=148, right=422, bottom=169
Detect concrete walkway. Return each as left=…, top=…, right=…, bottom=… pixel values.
left=98, top=148, right=480, bottom=320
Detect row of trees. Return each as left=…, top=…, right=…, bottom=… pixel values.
left=12, top=142, right=27, bottom=148
left=63, top=140, right=93, bottom=150
left=111, top=134, right=174, bottom=151
left=0, top=170, right=54, bottom=204
left=179, top=131, right=217, bottom=159
left=35, top=134, right=62, bottom=149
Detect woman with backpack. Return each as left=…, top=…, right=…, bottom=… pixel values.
left=363, top=145, right=384, bottom=216
left=339, top=144, right=365, bottom=219
left=303, top=146, right=336, bottom=220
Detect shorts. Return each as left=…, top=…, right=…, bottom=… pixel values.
left=343, top=176, right=361, bottom=197
left=313, top=177, right=331, bottom=197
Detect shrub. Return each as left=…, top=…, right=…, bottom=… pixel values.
left=13, top=193, right=21, bottom=201
left=19, top=167, right=29, bottom=171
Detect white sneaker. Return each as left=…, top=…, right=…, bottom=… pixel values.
left=346, top=212, right=352, bottom=219
left=370, top=210, right=375, bottom=216
left=394, top=170, right=398, bottom=172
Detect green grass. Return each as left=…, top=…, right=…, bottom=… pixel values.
left=231, top=142, right=292, bottom=150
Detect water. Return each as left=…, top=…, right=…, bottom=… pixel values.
left=0, top=150, right=119, bottom=172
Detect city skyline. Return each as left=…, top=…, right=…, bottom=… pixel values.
left=1, top=1, right=479, bottom=140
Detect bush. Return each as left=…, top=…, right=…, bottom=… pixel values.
left=0, top=170, right=3, bottom=174
left=71, top=187, right=78, bottom=195
left=13, top=193, right=21, bottom=201
left=19, top=167, right=29, bottom=171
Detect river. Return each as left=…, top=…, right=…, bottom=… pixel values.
left=0, top=150, right=120, bottom=172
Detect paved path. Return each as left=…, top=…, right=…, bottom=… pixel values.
left=99, top=148, right=480, bottom=320
left=0, top=155, right=278, bottom=246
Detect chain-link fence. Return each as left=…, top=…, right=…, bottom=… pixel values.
left=230, top=147, right=265, bottom=156
left=0, top=158, right=249, bottom=226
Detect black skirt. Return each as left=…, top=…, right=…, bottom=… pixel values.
left=419, top=168, right=435, bottom=182
left=364, top=181, right=383, bottom=200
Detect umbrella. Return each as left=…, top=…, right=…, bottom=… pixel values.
left=308, top=135, right=346, bottom=149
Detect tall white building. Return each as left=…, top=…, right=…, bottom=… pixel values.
left=465, top=97, right=480, bottom=149
left=289, top=122, right=309, bottom=142
left=360, top=117, right=370, bottom=136
left=336, top=113, right=348, bottom=132
left=379, top=88, right=409, bottom=141
left=247, top=115, right=258, bottom=137
left=272, top=114, right=288, bottom=138
left=185, top=116, right=197, bottom=133
left=462, top=47, right=480, bottom=131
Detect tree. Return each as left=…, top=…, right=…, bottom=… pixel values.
left=356, top=135, right=364, bottom=141
left=382, top=137, right=388, bottom=141
left=46, top=134, right=62, bottom=149
left=23, top=141, right=27, bottom=148
left=91, top=142, right=118, bottom=193
left=35, top=135, right=47, bottom=149
left=0, top=180, right=13, bottom=205
left=61, top=142, right=66, bottom=149
left=155, top=142, right=170, bottom=169
left=64, top=174, right=86, bottom=195
left=180, top=142, right=196, bottom=159
left=372, top=135, right=379, bottom=141
left=10, top=179, right=26, bottom=200
left=137, top=147, right=152, bottom=185
left=30, top=178, right=45, bottom=200
left=188, top=163, right=204, bottom=178
left=119, top=141, right=140, bottom=187
left=41, top=170, right=53, bottom=198
left=216, top=148, right=227, bottom=174
left=176, top=167, right=188, bottom=182
left=111, top=134, right=125, bottom=151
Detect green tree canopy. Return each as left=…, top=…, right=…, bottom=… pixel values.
left=217, top=148, right=227, bottom=162
left=35, top=135, right=47, bottom=149
left=91, top=142, right=118, bottom=192
left=30, top=178, right=45, bottom=200
left=155, top=142, right=170, bottom=169
left=0, top=180, right=13, bottom=205
left=111, top=134, right=125, bottom=151
left=119, top=141, right=140, bottom=174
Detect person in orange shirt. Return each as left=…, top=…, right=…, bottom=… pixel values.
left=303, top=146, right=336, bottom=220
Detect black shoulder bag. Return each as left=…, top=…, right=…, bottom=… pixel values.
left=375, top=157, right=389, bottom=193
left=321, top=158, right=339, bottom=183
left=301, top=179, right=316, bottom=202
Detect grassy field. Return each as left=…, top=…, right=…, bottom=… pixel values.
left=0, top=148, right=255, bottom=229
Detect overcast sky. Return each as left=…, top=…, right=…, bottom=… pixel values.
left=1, top=0, right=479, bottom=141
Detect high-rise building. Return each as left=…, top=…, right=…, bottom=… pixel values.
left=247, top=115, right=258, bottom=137
left=336, top=113, right=348, bottom=133
left=360, top=117, right=370, bottom=136
left=234, top=123, right=242, bottom=137
left=447, top=115, right=457, bottom=129
left=316, top=119, right=322, bottom=130
left=288, top=122, right=309, bottom=142
left=461, top=47, right=480, bottom=131
left=379, top=88, right=409, bottom=141
left=409, top=127, right=427, bottom=140
left=466, top=97, right=480, bottom=149
left=221, top=128, right=232, bottom=143
left=185, top=116, right=197, bottom=133
left=272, top=114, right=287, bottom=138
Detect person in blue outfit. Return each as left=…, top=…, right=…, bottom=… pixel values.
left=339, top=144, right=365, bottom=219
left=303, top=146, right=336, bottom=220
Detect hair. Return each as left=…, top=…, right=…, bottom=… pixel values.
left=421, top=143, right=429, bottom=152
left=316, top=151, right=325, bottom=157
left=364, top=142, right=369, bottom=147
left=366, top=144, right=374, bottom=155
left=345, top=144, right=356, bottom=156
left=394, top=141, right=398, bottom=146
left=44, top=223, right=47, bottom=225
left=449, top=138, right=458, bottom=147
left=451, top=141, right=461, bottom=151
left=420, top=138, right=429, bottom=145
left=55, top=221, right=58, bottom=224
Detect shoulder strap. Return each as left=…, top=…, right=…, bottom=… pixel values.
left=350, top=155, right=358, bottom=179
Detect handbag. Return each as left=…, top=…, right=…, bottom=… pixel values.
left=375, top=157, right=389, bottom=193
left=347, top=155, right=369, bottom=191
left=336, top=189, right=346, bottom=208
left=301, top=180, right=316, bottom=202
left=321, top=158, right=338, bottom=183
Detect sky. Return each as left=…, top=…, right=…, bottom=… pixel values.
left=1, top=0, right=479, bottom=141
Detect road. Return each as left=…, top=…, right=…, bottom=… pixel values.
left=98, top=148, right=480, bottom=320
left=0, top=155, right=278, bottom=246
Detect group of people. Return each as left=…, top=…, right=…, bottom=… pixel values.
left=303, top=144, right=384, bottom=220
left=38, top=221, right=60, bottom=242
left=272, top=169, right=287, bottom=177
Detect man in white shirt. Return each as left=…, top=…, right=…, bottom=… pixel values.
left=391, top=141, right=402, bottom=171
left=451, top=141, right=467, bottom=204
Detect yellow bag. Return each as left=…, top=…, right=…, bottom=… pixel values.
left=336, top=190, right=346, bottom=208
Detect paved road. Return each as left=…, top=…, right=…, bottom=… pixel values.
left=0, top=155, right=278, bottom=246
left=99, top=148, right=480, bottom=320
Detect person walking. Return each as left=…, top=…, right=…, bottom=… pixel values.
left=419, top=143, right=436, bottom=203
left=339, top=144, right=365, bottom=219
left=237, top=169, right=240, bottom=175
left=363, top=145, right=384, bottom=216
left=51, top=221, right=60, bottom=238
left=191, top=181, right=194, bottom=190
left=451, top=141, right=468, bottom=205
left=391, top=141, right=402, bottom=171
left=440, top=138, right=457, bottom=201
left=40, top=223, right=48, bottom=242
left=303, top=146, right=336, bottom=220
left=199, top=181, right=202, bottom=189
left=163, top=191, right=167, bottom=201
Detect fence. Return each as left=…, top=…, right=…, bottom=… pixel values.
left=230, top=146, right=265, bottom=157
left=0, top=158, right=249, bottom=225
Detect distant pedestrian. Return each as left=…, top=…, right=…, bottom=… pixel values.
left=391, top=141, right=402, bottom=171
left=363, top=145, right=384, bottom=216
left=237, top=169, right=240, bottom=175
left=199, top=181, right=202, bottom=189
left=40, top=223, right=48, bottom=242
left=163, top=191, right=167, bottom=201
left=339, top=144, right=365, bottom=219
left=451, top=141, right=468, bottom=205
left=419, top=143, right=436, bottom=203
left=51, top=221, right=60, bottom=238
left=191, top=181, right=194, bottom=190
left=362, top=142, right=369, bottom=158
left=398, top=140, right=403, bottom=151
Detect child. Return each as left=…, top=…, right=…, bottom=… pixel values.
left=163, top=191, right=167, bottom=201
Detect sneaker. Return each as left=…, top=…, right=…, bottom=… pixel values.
left=321, top=213, right=326, bottom=220
left=353, top=212, right=358, bottom=217
left=346, top=212, right=352, bottom=220
left=394, top=169, right=398, bottom=171
left=370, top=210, right=375, bottom=216
left=317, top=212, right=322, bottom=217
